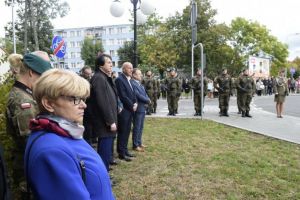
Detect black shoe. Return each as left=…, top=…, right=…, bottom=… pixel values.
left=224, top=111, right=229, bottom=117
left=109, top=160, right=118, bottom=165
left=194, top=113, right=198, bottom=116
left=245, top=111, right=252, bottom=118
left=118, top=155, right=132, bottom=162
left=167, top=112, right=172, bottom=116
left=241, top=111, right=246, bottom=117
left=125, top=152, right=135, bottom=157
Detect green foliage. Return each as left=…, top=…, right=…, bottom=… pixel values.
left=0, top=74, right=14, bottom=167
left=4, top=0, right=70, bottom=53
left=80, top=37, right=104, bottom=68
left=117, top=41, right=135, bottom=67
left=229, top=17, right=289, bottom=76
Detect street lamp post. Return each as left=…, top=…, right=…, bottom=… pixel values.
left=110, top=0, right=154, bottom=68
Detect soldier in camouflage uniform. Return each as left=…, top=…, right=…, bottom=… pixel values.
left=174, top=71, right=182, bottom=114
left=236, top=68, right=256, bottom=117
left=189, top=68, right=208, bottom=116
left=141, top=70, right=156, bottom=115
left=6, top=52, right=52, bottom=198
left=235, top=71, right=243, bottom=114
left=214, top=68, right=232, bottom=117
left=164, top=68, right=181, bottom=116
left=152, top=78, right=160, bottom=113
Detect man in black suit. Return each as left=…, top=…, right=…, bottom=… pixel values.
left=88, top=54, right=118, bottom=170
left=115, top=62, right=137, bottom=161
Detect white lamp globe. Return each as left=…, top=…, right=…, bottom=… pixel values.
left=110, top=0, right=125, bottom=17
left=137, top=10, right=147, bottom=24
left=140, top=0, right=155, bottom=15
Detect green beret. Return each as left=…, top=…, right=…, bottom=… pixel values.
left=170, top=67, right=176, bottom=72
left=23, top=53, right=52, bottom=74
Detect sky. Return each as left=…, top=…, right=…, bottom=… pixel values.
left=1, top=0, right=300, bottom=60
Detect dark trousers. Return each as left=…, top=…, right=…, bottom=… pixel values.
left=97, top=137, right=114, bottom=172
left=132, top=111, right=146, bottom=148
left=117, top=109, right=133, bottom=156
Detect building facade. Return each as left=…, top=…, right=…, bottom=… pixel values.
left=53, top=24, right=133, bottom=69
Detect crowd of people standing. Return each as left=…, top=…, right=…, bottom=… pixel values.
left=2, top=50, right=293, bottom=199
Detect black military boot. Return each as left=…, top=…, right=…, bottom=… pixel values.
left=224, top=110, right=229, bottom=117
left=245, top=111, right=252, bottom=118
left=241, top=111, right=246, bottom=117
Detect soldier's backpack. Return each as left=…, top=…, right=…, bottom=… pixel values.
left=0, top=144, right=12, bottom=200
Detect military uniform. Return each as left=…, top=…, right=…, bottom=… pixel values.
left=5, top=53, right=51, bottom=198
left=236, top=73, right=255, bottom=117
left=189, top=74, right=208, bottom=116
left=6, top=81, right=38, bottom=196
left=164, top=74, right=181, bottom=116
left=142, top=76, right=156, bottom=114
left=152, top=79, right=161, bottom=113
left=273, top=76, right=288, bottom=103
left=214, top=72, right=232, bottom=116
left=235, top=73, right=243, bottom=114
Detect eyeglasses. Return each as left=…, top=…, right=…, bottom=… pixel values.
left=60, top=95, right=87, bottom=105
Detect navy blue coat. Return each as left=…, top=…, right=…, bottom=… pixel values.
left=130, top=79, right=150, bottom=113
left=115, top=73, right=137, bottom=112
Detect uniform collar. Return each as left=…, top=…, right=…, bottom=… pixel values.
left=13, top=81, right=33, bottom=96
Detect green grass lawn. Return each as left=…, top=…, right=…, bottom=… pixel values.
left=111, top=118, right=300, bottom=200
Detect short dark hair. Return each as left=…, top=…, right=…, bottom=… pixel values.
left=95, top=53, right=112, bottom=71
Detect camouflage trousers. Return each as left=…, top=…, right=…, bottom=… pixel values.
left=218, top=93, right=230, bottom=111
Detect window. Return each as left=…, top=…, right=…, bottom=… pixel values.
left=110, top=50, right=115, bottom=57
left=70, top=31, right=75, bottom=37
left=102, top=29, right=106, bottom=35
left=63, top=32, right=67, bottom=37
left=76, top=41, right=82, bottom=47
left=117, top=39, right=123, bottom=45
left=70, top=42, right=75, bottom=48
left=77, top=30, right=81, bottom=37
left=109, top=39, right=114, bottom=45
left=71, top=52, right=76, bottom=58
left=76, top=52, right=81, bottom=58
left=71, top=63, right=76, bottom=68
left=109, top=28, right=114, bottom=35
left=102, top=40, right=106, bottom=45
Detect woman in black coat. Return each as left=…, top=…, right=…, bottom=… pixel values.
left=88, top=54, right=118, bottom=171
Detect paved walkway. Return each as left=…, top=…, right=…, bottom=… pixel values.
left=149, top=97, right=300, bottom=145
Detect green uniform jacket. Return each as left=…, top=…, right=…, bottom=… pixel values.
left=164, top=76, right=181, bottom=97
left=6, top=81, right=38, bottom=140
left=189, top=75, right=208, bottom=95
left=214, top=74, right=232, bottom=93
left=236, top=75, right=256, bottom=94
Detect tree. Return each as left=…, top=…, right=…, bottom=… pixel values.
left=229, top=17, right=289, bottom=76
left=80, top=37, right=104, bottom=68
left=117, top=41, right=135, bottom=67
left=5, top=0, right=70, bottom=53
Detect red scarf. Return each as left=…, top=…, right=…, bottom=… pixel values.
left=30, top=118, right=71, bottom=138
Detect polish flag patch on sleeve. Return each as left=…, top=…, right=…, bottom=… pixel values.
left=20, top=103, right=31, bottom=109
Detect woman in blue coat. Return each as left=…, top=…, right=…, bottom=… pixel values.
left=24, top=69, right=115, bottom=200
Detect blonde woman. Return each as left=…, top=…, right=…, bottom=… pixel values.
left=274, top=70, right=289, bottom=118
left=25, top=69, right=115, bottom=200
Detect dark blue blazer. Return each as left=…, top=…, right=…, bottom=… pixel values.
left=115, top=73, right=137, bottom=112
left=130, top=79, right=150, bottom=113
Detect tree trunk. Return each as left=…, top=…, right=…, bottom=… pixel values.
left=23, top=0, right=28, bottom=53
left=32, top=0, right=39, bottom=50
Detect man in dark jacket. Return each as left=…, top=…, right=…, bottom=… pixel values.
left=131, top=68, right=150, bottom=152
left=88, top=54, right=118, bottom=171
left=115, top=62, right=137, bottom=161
